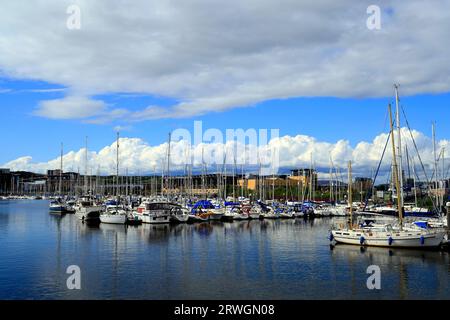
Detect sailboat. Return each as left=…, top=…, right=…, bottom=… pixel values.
left=49, top=143, right=69, bottom=214
left=330, top=87, right=446, bottom=248
left=100, top=132, right=127, bottom=224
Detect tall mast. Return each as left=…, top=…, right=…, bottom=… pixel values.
left=412, top=157, right=418, bottom=207
left=84, top=136, right=88, bottom=195
left=348, top=161, right=353, bottom=229
left=389, top=104, right=404, bottom=227
left=233, top=151, right=236, bottom=201
left=309, top=153, right=313, bottom=201
left=394, top=84, right=404, bottom=217
left=432, top=122, right=440, bottom=208
left=59, top=142, right=63, bottom=196
left=167, top=132, right=171, bottom=201
left=116, top=131, right=119, bottom=200
left=442, top=148, right=445, bottom=208
left=329, top=158, right=333, bottom=202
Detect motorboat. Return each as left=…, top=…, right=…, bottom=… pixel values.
left=134, top=201, right=171, bottom=224
left=75, top=197, right=103, bottom=221
left=49, top=199, right=69, bottom=214
left=100, top=205, right=127, bottom=224
left=169, top=206, right=190, bottom=223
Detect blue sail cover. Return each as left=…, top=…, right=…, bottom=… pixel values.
left=192, top=200, right=215, bottom=210
left=413, top=221, right=429, bottom=229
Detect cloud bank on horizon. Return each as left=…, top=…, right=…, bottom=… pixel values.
left=0, top=0, right=450, bottom=122
left=3, top=128, right=449, bottom=182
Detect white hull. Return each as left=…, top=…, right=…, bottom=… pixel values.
left=188, top=214, right=208, bottom=222
left=75, top=206, right=103, bottom=221
left=49, top=205, right=67, bottom=213
left=233, top=214, right=250, bottom=220
left=140, top=214, right=170, bottom=224
left=222, top=212, right=236, bottom=220
left=332, top=229, right=446, bottom=248
left=170, top=214, right=189, bottom=223
left=100, top=214, right=127, bottom=224
left=208, top=213, right=224, bottom=221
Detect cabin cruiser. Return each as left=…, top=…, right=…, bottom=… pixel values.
left=49, top=199, right=69, bottom=214
left=169, top=206, right=190, bottom=223
left=189, top=200, right=225, bottom=221
left=100, top=203, right=127, bottom=224
left=74, top=197, right=103, bottom=222
left=134, top=201, right=171, bottom=224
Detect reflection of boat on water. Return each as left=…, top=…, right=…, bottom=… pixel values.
left=195, top=222, right=214, bottom=237
left=142, top=223, right=171, bottom=242
left=330, top=243, right=444, bottom=263
left=99, top=222, right=128, bottom=234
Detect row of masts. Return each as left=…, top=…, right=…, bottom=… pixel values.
left=12, top=84, right=448, bottom=209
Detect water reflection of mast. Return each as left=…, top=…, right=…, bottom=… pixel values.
left=55, top=215, right=63, bottom=291
left=398, top=260, right=408, bottom=299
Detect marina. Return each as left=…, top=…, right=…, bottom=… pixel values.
left=1, top=0, right=450, bottom=305
left=1, top=199, right=450, bottom=300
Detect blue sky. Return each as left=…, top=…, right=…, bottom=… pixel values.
left=1, top=77, right=449, bottom=165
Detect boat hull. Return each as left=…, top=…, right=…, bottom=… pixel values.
left=100, top=214, right=127, bottom=224
left=188, top=214, right=208, bottom=223
left=140, top=214, right=170, bottom=224
left=331, top=230, right=446, bottom=248
left=49, top=206, right=68, bottom=214
left=75, top=207, right=102, bottom=221
left=170, top=214, right=189, bottom=223
left=208, top=213, right=224, bottom=221
left=233, top=214, right=250, bottom=221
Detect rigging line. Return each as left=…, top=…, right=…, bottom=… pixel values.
left=401, top=104, right=438, bottom=212
left=363, top=125, right=391, bottom=211
left=445, top=162, right=450, bottom=179
left=429, top=148, right=446, bottom=182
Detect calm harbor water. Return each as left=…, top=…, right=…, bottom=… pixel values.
left=0, top=200, right=449, bottom=300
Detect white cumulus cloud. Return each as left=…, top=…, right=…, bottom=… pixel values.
left=3, top=129, right=449, bottom=183
left=0, top=1, right=449, bottom=121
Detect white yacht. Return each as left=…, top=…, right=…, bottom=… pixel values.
left=331, top=223, right=446, bottom=248
left=100, top=205, right=127, bottom=224
left=331, top=92, right=446, bottom=249
left=134, top=201, right=171, bottom=224
left=75, top=197, right=103, bottom=221
left=169, top=206, right=190, bottom=223
left=49, top=199, right=69, bottom=214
